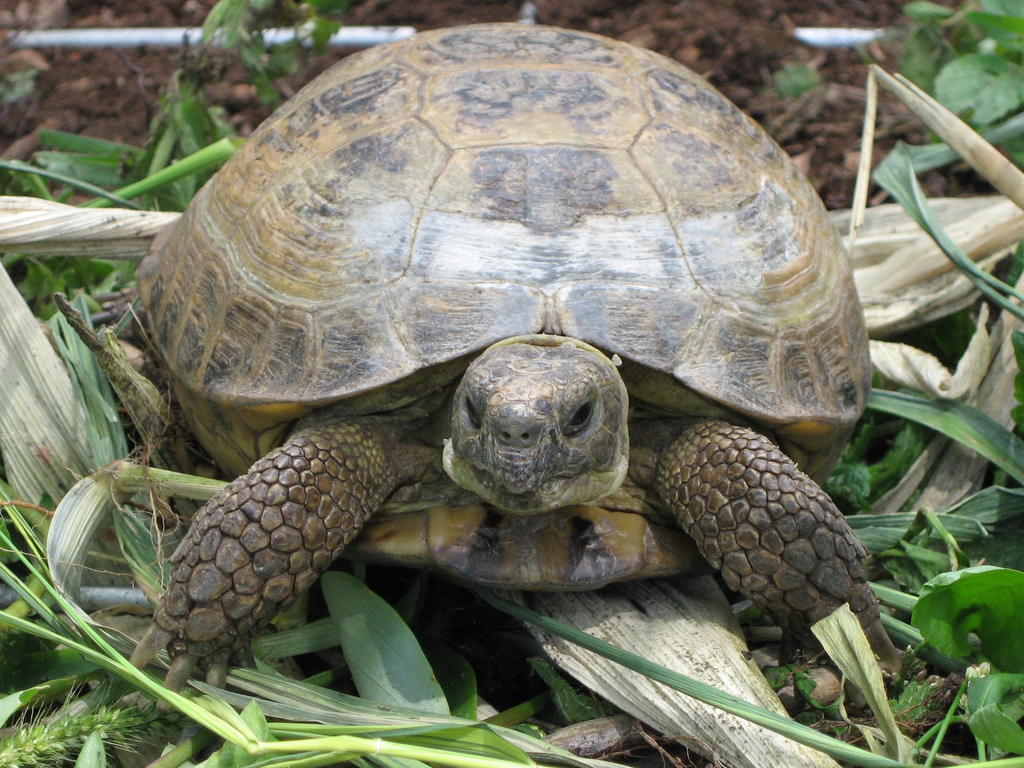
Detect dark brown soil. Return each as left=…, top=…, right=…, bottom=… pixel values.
left=1, top=0, right=957, bottom=210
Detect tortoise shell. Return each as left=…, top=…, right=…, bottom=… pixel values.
left=139, top=23, right=869, bottom=479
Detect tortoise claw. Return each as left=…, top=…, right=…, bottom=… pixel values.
left=164, top=653, right=200, bottom=692
left=864, top=617, right=903, bottom=673
left=129, top=622, right=173, bottom=672
left=205, top=659, right=229, bottom=689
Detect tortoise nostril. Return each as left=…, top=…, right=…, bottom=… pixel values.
left=497, top=427, right=539, bottom=449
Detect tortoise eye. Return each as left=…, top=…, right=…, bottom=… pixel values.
left=463, top=397, right=483, bottom=430
left=565, top=401, right=593, bottom=435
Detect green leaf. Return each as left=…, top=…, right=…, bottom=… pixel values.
left=967, top=673, right=1024, bottom=753
left=913, top=566, right=1024, bottom=672
left=885, top=540, right=959, bottom=593
left=982, top=0, right=1024, bottom=20
left=527, top=658, right=602, bottom=724
left=868, top=390, right=1024, bottom=487
left=322, top=571, right=449, bottom=714
left=38, top=130, right=136, bottom=155
left=903, top=1, right=956, bottom=21
left=74, top=730, right=106, bottom=768
left=420, top=640, right=478, bottom=720
left=772, top=62, right=821, bottom=99
left=968, top=10, right=1024, bottom=45
left=33, top=151, right=127, bottom=188
left=873, top=142, right=1024, bottom=324
left=900, top=26, right=951, bottom=92
left=934, top=54, right=1023, bottom=126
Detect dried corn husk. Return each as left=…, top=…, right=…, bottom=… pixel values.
left=0, top=255, right=93, bottom=502
left=523, top=580, right=840, bottom=768
left=0, top=196, right=177, bottom=259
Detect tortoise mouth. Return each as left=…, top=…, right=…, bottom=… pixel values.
left=443, top=438, right=625, bottom=514
left=463, top=453, right=569, bottom=513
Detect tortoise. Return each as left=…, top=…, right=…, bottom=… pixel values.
left=129, top=23, right=898, bottom=690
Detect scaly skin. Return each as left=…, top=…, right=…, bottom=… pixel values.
left=653, top=419, right=898, bottom=667
left=130, top=418, right=411, bottom=690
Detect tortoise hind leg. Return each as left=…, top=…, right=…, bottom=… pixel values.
left=651, top=418, right=901, bottom=671
left=129, top=417, right=420, bottom=689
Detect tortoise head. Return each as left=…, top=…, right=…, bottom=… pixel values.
left=443, top=335, right=629, bottom=514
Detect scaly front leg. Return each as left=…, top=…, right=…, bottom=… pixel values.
left=648, top=418, right=900, bottom=670
left=130, top=417, right=422, bottom=690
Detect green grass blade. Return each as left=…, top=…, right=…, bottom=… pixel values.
left=0, top=159, right=137, bottom=208
left=868, top=390, right=1024, bottom=486
left=874, top=143, right=1024, bottom=324
left=47, top=303, right=129, bottom=466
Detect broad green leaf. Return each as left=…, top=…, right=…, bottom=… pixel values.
left=884, top=540, right=959, bottom=593
left=773, top=62, right=821, bottom=99
left=34, top=151, right=126, bottom=188
left=967, top=673, right=1024, bottom=753
left=913, top=566, right=1024, bottom=672
left=0, top=158, right=136, bottom=207
left=868, top=390, right=1024, bottom=486
left=934, top=54, right=1022, bottom=127
left=323, top=572, right=449, bottom=714
left=420, top=640, right=478, bottom=720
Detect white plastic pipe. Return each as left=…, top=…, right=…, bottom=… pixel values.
left=0, top=584, right=150, bottom=610
left=7, top=25, right=417, bottom=49
left=793, top=27, right=885, bottom=48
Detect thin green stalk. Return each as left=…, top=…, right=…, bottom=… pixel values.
left=913, top=719, right=944, bottom=751
left=147, top=729, right=217, bottom=768
left=147, top=124, right=179, bottom=178
left=259, top=735, right=531, bottom=768
left=484, top=692, right=551, bottom=728
left=82, top=137, right=241, bottom=209
left=923, top=677, right=967, bottom=768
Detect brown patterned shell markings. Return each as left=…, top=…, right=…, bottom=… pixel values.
left=138, top=24, right=870, bottom=477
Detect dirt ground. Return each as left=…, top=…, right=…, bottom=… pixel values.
left=1, top=0, right=959, bottom=210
